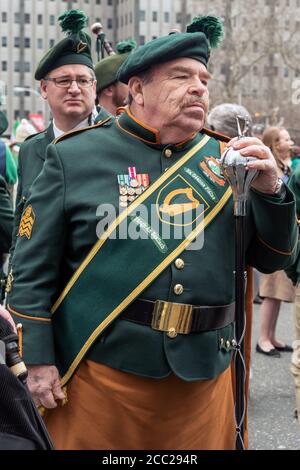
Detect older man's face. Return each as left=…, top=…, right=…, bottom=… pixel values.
left=139, top=58, right=210, bottom=136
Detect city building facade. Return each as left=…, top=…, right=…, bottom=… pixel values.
left=0, top=0, right=299, bottom=136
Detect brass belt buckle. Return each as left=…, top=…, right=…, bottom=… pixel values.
left=151, top=300, right=193, bottom=338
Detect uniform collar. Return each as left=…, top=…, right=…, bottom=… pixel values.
left=53, top=116, right=90, bottom=139
left=117, top=106, right=199, bottom=149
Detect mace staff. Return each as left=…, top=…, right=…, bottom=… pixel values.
left=220, top=116, right=258, bottom=450
left=91, top=22, right=115, bottom=61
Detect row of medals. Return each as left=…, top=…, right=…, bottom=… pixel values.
left=119, top=177, right=144, bottom=208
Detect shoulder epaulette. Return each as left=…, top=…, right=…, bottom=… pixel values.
left=54, top=117, right=112, bottom=144
left=203, top=127, right=230, bottom=143
left=23, top=130, right=44, bottom=142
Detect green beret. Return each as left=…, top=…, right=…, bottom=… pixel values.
left=0, top=111, right=8, bottom=136
left=117, top=16, right=224, bottom=84
left=35, top=10, right=94, bottom=80
left=95, top=40, right=136, bottom=94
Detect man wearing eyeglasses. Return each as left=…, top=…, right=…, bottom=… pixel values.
left=10, top=10, right=109, bottom=261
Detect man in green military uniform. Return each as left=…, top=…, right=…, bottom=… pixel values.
left=8, top=17, right=298, bottom=449
left=95, top=40, right=136, bottom=115
left=10, top=10, right=109, bottom=258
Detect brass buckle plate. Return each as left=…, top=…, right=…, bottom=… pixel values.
left=151, top=300, right=193, bottom=338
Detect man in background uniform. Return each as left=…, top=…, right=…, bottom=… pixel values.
left=8, top=16, right=298, bottom=449
left=95, top=40, right=136, bottom=115
left=10, top=9, right=108, bottom=258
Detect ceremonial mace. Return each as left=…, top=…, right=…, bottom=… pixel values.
left=220, top=117, right=258, bottom=450
left=91, top=22, right=115, bottom=61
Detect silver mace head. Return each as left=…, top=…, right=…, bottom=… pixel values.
left=219, top=116, right=259, bottom=216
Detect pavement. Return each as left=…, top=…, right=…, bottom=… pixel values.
left=248, top=301, right=300, bottom=449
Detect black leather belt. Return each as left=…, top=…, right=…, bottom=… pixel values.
left=120, top=299, right=235, bottom=336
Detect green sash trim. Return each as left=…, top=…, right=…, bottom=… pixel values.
left=51, top=134, right=233, bottom=385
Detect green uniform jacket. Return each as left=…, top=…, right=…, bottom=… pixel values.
left=0, top=175, right=13, bottom=255
left=10, top=108, right=111, bottom=260
left=9, top=124, right=55, bottom=260
left=8, top=110, right=298, bottom=381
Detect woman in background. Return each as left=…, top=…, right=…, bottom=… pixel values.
left=257, top=127, right=295, bottom=357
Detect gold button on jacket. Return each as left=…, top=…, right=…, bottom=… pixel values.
left=174, top=284, right=184, bottom=295
left=164, top=148, right=172, bottom=158
left=174, top=258, right=185, bottom=270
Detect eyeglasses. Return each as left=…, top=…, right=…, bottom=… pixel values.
left=44, top=77, right=95, bottom=88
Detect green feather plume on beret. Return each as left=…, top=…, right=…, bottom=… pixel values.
left=58, top=9, right=88, bottom=36
left=186, top=15, right=224, bottom=48
left=116, top=40, right=137, bottom=54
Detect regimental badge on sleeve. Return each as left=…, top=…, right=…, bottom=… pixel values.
left=17, top=205, right=36, bottom=240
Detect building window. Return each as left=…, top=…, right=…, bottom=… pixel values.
left=50, top=15, right=55, bottom=26
left=130, top=12, right=132, bottom=23
left=152, top=11, right=158, bottom=22
left=25, top=13, right=30, bottom=24
left=107, top=18, right=113, bottom=29
left=24, top=62, right=30, bottom=73
left=1, top=37, right=7, bottom=47
left=176, top=12, right=181, bottom=23
left=253, top=41, right=258, bottom=53
left=139, top=35, right=145, bottom=45
left=139, top=10, right=146, bottom=21
left=125, top=14, right=128, bottom=25
left=96, top=0, right=101, bottom=3
left=49, top=39, right=55, bottom=48
left=37, top=38, right=43, bottom=49
left=24, top=38, right=31, bottom=48
left=107, top=0, right=112, bottom=4
left=14, top=62, right=20, bottom=72
left=14, top=37, right=20, bottom=48
left=1, top=61, right=7, bottom=71
left=2, top=12, right=7, bottom=22
left=37, top=14, right=43, bottom=25
left=164, top=12, right=169, bottom=22
left=284, top=67, right=289, bottom=77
